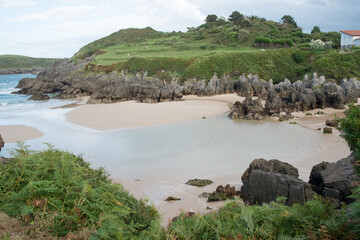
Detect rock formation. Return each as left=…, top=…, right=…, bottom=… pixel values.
left=241, top=159, right=313, bottom=206
left=309, top=155, right=360, bottom=208
left=0, top=134, right=4, bottom=152
left=28, top=93, right=50, bottom=101
left=12, top=57, right=360, bottom=112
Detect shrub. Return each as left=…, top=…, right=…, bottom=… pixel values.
left=292, top=50, right=308, bottom=63
left=0, top=144, right=162, bottom=238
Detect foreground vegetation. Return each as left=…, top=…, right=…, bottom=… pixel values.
left=0, top=55, right=58, bottom=70
left=70, top=12, right=360, bottom=83
left=0, top=143, right=162, bottom=239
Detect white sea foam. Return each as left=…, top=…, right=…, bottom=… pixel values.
left=1, top=102, right=8, bottom=106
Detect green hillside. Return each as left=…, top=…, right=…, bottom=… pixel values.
left=72, top=12, right=359, bottom=83
left=0, top=55, right=58, bottom=70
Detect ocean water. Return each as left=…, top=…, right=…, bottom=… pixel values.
left=0, top=74, right=326, bottom=182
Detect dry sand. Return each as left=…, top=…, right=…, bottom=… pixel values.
left=0, top=125, right=43, bottom=143
left=66, top=94, right=244, bottom=130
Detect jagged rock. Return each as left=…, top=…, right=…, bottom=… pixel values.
left=186, top=179, right=213, bottom=187
left=241, top=159, right=313, bottom=206
left=265, top=91, right=282, bottom=115
left=323, top=127, right=333, bottom=134
left=229, top=97, right=265, bottom=120
left=207, top=184, right=236, bottom=202
left=0, top=134, right=4, bottom=152
left=326, top=119, right=337, bottom=127
left=309, top=155, right=360, bottom=208
left=28, top=93, right=50, bottom=101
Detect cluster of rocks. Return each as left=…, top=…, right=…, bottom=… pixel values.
left=13, top=58, right=360, bottom=110
left=229, top=73, right=360, bottom=120
left=191, top=156, right=358, bottom=208
left=240, top=157, right=359, bottom=207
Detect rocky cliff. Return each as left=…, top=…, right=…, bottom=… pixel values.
left=13, top=58, right=360, bottom=115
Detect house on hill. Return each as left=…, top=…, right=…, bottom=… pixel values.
left=340, top=30, right=360, bottom=49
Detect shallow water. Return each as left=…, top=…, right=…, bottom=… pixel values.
left=0, top=74, right=324, bottom=181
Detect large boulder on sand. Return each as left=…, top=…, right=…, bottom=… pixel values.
left=0, top=134, right=4, bottom=151
left=241, top=159, right=313, bottom=206
left=309, top=155, right=360, bottom=208
left=229, top=96, right=266, bottom=120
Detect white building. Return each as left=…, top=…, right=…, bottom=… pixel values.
left=340, top=30, right=360, bottom=49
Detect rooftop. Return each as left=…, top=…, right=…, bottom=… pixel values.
left=340, top=30, right=360, bottom=36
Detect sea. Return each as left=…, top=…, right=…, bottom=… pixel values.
left=0, top=74, right=325, bottom=182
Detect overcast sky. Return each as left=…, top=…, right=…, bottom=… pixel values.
left=1, top=0, right=359, bottom=58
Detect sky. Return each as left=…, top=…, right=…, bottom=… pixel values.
left=0, top=0, right=359, bottom=58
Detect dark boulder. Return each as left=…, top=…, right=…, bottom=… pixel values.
left=28, top=93, right=50, bottom=101
left=241, top=159, right=313, bottom=206
left=0, top=134, right=4, bottom=152
left=325, top=119, right=337, bottom=127
left=309, top=155, right=360, bottom=208
left=323, top=127, right=333, bottom=134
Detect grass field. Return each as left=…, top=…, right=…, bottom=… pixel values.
left=0, top=55, right=58, bottom=69
left=92, top=36, right=259, bottom=66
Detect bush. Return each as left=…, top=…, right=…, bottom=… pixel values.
left=0, top=144, right=162, bottom=238
left=292, top=50, right=308, bottom=63
left=167, top=197, right=356, bottom=239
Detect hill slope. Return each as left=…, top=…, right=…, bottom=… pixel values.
left=0, top=55, right=59, bottom=70
left=70, top=14, right=358, bottom=83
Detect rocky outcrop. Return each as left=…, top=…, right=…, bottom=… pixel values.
left=13, top=56, right=360, bottom=109
left=28, top=93, right=50, bottom=101
left=207, top=184, right=236, bottom=202
left=0, top=134, right=4, bottom=152
left=229, top=73, right=360, bottom=120
left=309, top=155, right=360, bottom=208
left=0, top=68, right=44, bottom=75
left=241, top=159, right=314, bottom=206
left=14, top=58, right=184, bottom=103
left=228, top=97, right=265, bottom=120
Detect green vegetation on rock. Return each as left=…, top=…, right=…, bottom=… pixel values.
left=185, top=178, right=214, bottom=187
left=0, top=55, right=58, bottom=70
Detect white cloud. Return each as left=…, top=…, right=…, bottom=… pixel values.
left=7, top=5, right=96, bottom=22
left=0, top=0, right=36, bottom=7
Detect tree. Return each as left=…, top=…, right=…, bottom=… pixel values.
left=279, top=15, right=298, bottom=28
left=228, top=11, right=244, bottom=26
left=311, top=26, right=321, bottom=34
left=205, top=14, right=218, bottom=23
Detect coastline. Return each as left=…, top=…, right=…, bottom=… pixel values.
left=0, top=125, right=43, bottom=143
left=62, top=94, right=348, bottom=225
left=1, top=94, right=352, bottom=225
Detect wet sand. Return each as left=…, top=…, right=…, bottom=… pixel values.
left=106, top=98, right=350, bottom=225
left=6, top=94, right=351, bottom=225
left=0, top=125, right=43, bottom=143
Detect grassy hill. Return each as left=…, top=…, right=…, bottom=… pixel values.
left=72, top=13, right=359, bottom=83
left=0, top=55, right=59, bottom=70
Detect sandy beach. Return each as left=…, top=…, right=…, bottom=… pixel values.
left=0, top=125, right=43, bottom=143
left=65, top=94, right=244, bottom=130
left=1, top=94, right=352, bottom=225
left=61, top=94, right=350, bottom=225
